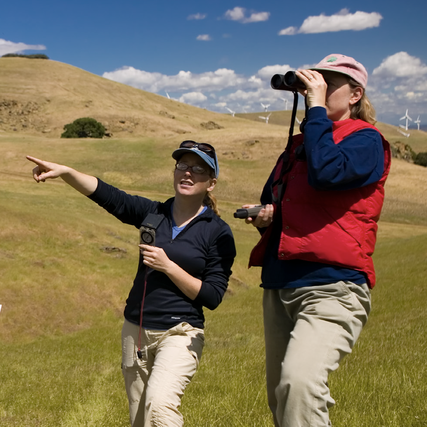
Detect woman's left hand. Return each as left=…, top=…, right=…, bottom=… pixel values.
left=139, top=244, right=172, bottom=273
left=243, top=204, right=274, bottom=228
left=295, top=70, right=327, bottom=109
left=139, top=243, right=202, bottom=300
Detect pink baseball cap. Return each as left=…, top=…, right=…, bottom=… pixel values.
left=311, top=54, right=368, bottom=88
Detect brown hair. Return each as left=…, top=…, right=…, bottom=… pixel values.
left=348, top=78, right=377, bottom=125
left=205, top=167, right=220, bottom=216
left=203, top=192, right=220, bottom=216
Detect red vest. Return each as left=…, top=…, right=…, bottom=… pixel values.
left=249, top=119, right=391, bottom=288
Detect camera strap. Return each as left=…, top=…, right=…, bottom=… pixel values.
left=140, top=213, right=165, bottom=231
left=271, top=93, right=309, bottom=207
left=137, top=268, right=150, bottom=360
left=271, top=91, right=299, bottom=205
left=137, top=213, right=165, bottom=360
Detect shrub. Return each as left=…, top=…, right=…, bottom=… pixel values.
left=61, top=117, right=106, bottom=138
left=2, top=53, right=49, bottom=59
left=414, top=152, right=427, bottom=167
left=390, top=141, right=416, bottom=161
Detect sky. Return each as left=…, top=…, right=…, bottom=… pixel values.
left=2, top=0, right=427, bottom=128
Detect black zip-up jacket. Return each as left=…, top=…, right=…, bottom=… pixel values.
left=88, top=179, right=236, bottom=329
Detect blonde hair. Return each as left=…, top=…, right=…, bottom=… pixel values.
left=348, top=78, right=377, bottom=125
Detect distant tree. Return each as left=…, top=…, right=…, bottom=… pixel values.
left=414, top=152, right=427, bottom=167
left=28, top=54, right=49, bottom=59
left=1, top=53, right=49, bottom=59
left=61, top=118, right=106, bottom=138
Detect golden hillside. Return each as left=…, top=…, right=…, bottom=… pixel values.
left=1, top=57, right=426, bottom=155
left=0, top=57, right=271, bottom=138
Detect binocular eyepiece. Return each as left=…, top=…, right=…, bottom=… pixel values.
left=271, top=71, right=306, bottom=92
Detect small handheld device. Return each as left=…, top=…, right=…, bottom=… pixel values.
left=234, top=205, right=265, bottom=219
left=140, top=214, right=164, bottom=246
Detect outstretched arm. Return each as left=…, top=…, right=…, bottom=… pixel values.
left=26, top=156, right=98, bottom=196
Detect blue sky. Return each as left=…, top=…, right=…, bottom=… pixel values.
left=2, top=0, right=427, bottom=128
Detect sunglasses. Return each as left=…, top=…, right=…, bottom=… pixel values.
left=179, top=140, right=216, bottom=159
left=175, top=162, right=208, bottom=175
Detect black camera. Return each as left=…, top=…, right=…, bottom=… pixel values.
left=271, top=71, right=306, bottom=92
left=140, top=214, right=164, bottom=246
left=234, top=205, right=265, bottom=219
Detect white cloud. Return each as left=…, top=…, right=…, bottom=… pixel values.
left=278, top=27, right=298, bottom=36
left=279, top=9, right=382, bottom=35
left=187, top=13, right=206, bottom=20
left=366, top=52, right=427, bottom=120
left=224, top=7, right=245, bottom=21
left=245, top=12, right=270, bottom=23
left=0, top=39, right=46, bottom=56
left=178, top=92, right=207, bottom=104
left=197, top=34, right=211, bottom=41
left=224, top=7, right=270, bottom=24
left=103, top=52, right=427, bottom=126
left=367, top=52, right=427, bottom=123
left=257, top=64, right=293, bottom=80
left=102, top=67, right=251, bottom=93
left=372, top=52, right=427, bottom=78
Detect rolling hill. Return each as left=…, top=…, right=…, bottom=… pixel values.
left=1, top=56, right=426, bottom=222
left=1, top=57, right=426, bottom=152
left=0, top=57, right=263, bottom=138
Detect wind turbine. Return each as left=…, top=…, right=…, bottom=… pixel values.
left=261, top=102, right=270, bottom=112
left=226, top=107, right=236, bottom=117
left=165, top=91, right=170, bottom=99
left=414, top=115, right=421, bottom=130
left=280, top=97, right=289, bottom=111
left=397, top=128, right=410, bottom=138
left=259, top=113, right=271, bottom=124
left=399, top=109, right=412, bottom=131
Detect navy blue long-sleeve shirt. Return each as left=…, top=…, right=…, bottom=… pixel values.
left=260, top=107, right=385, bottom=289
left=88, top=179, right=236, bottom=329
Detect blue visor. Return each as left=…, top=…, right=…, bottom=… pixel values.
left=172, top=141, right=219, bottom=178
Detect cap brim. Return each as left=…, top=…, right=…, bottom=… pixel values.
left=310, top=67, right=365, bottom=88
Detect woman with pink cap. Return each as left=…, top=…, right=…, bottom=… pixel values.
left=246, top=54, right=391, bottom=426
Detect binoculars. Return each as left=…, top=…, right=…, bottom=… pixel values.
left=270, top=71, right=306, bottom=92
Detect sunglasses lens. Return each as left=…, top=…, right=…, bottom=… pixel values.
left=192, top=166, right=206, bottom=174
left=180, top=140, right=195, bottom=148
left=198, top=143, right=214, bottom=152
left=179, top=141, right=215, bottom=157
left=176, top=163, right=206, bottom=174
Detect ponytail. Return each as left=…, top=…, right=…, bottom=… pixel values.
left=204, top=192, right=220, bottom=216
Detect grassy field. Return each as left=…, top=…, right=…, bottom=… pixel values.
left=1, top=130, right=427, bottom=427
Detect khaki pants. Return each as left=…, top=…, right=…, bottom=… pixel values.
left=121, top=320, right=205, bottom=427
left=263, top=281, right=371, bottom=427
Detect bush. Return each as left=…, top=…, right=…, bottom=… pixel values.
left=414, top=152, right=427, bottom=167
left=61, top=118, right=106, bottom=139
left=390, top=141, right=416, bottom=161
left=2, top=53, right=49, bottom=59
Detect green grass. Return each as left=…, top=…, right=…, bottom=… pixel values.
left=1, top=134, right=427, bottom=426
left=0, top=316, right=128, bottom=427
left=329, top=234, right=427, bottom=426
